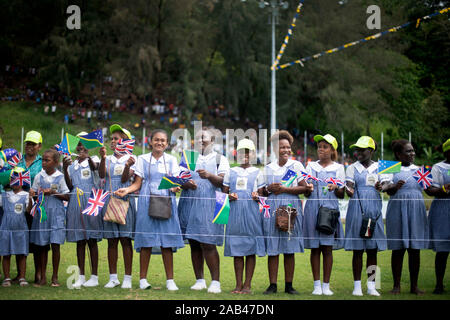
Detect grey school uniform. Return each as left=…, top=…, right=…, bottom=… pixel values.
left=182, top=152, right=230, bottom=246
left=101, top=154, right=137, bottom=239
left=66, top=157, right=103, bottom=242
left=223, top=167, right=266, bottom=257
left=303, top=161, right=344, bottom=249
left=428, top=161, right=450, bottom=252
left=132, top=153, right=184, bottom=252
left=264, top=159, right=305, bottom=255
left=385, top=165, right=429, bottom=250
left=344, top=162, right=387, bottom=251
left=0, top=191, right=29, bottom=256
left=30, top=170, right=69, bottom=246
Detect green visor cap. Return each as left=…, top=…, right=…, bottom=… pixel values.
left=350, top=136, right=375, bottom=150
left=314, top=134, right=338, bottom=150
left=110, top=124, right=132, bottom=140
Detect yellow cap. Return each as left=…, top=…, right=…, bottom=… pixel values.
left=443, top=138, right=450, bottom=153
left=24, top=131, right=42, bottom=144
left=0, top=137, right=2, bottom=149
left=350, top=136, right=376, bottom=150
left=110, top=124, right=132, bottom=140
left=237, top=139, right=256, bottom=151
left=314, top=134, right=338, bottom=150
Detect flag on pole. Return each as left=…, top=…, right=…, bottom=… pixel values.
left=179, top=150, right=199, bottom=171
left=10, top=169, right=30, bottom=187
left=30, top=191, right=47, bottom=223
left=1, top=148, right=22, bottom=167
left=158, top=175, right=189, bottom=190
left=82, top=188, right=110, bottom=216
left=212, top=191, right=230, bottom=224
left=58, top=133, right=80, bottom=156
left=79, top=130, right=104, bottom=149
left=114, top=138, right=135, bottom=156
left=281, top=169, right=298, bottom=187
left=258, top=196, right=271, bottom=218
left=378, top=160, right=401, bottom=174
left=412, top=166, right=433, bottom=189
left=325, top=177, right=345, bottom=187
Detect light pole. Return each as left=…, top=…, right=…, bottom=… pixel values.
left=242, top=0, right=289, bottom=143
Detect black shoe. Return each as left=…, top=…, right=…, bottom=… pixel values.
left=433, top=286, right=445, bottom=295
left=285, top=287, right=299, bottom=295
left=263, top=284, right=277, bottom=295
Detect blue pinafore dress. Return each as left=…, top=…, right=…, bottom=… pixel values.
left=66, top=161, right=103, bottom=242
left=101, top=155, right=136, bottom=239
left=134, top=154, right=184, bottom=252
left=182, top=155, right=226, bottom=246
left=344, top=164, right=387, bottom=251
left=0, top=191, right=29, bottom=256
left=386, top=166, right=429, bottom=250
left=224, top=168, right=266, bottom=257
left=31, top=173, right=67, bottom=246
left=428, top=162, right=450, bottom=252
left=303, top=165, right=344, bottom=249
left=264, top=162, right=304, bottom=255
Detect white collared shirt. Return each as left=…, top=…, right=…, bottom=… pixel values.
left=197, top=151, right=230, bottom=175
left=32, top=169, right=69, bottom=194
left=306, top=160, right=345, bottom=182
left=133, top=152, right=180, bottom=178
left=223, top=166, right=265, bottom=191
left=431, top=161, right=450, bottom=187
left=0, top=190, right=29, bottom=207
left=346, top=161, right=379, bottom=183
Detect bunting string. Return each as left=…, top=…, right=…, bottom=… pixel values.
left=275, top=7, right=450, bottom=70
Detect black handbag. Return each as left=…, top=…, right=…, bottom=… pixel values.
left=315, top=180, right=340, bottom=235
left=355, top=186, right=381, bottom=239
left=147, top=154, right=172, bottom=220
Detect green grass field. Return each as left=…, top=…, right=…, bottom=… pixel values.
left=1, top=237, right=449, bottom=300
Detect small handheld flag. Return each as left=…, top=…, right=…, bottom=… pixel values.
left=212, top=191, right=230, bottom=224
left=158, top=175, right=189, bottom=190
left=58, top=133, right=80, bottom=156
left=179, top=150, right=199, bottom=171
left=378, top=160, right=401, bottom=174
left=325, top=177, right=345, bottom=187
left=178, top=170, right=192, bottom=180
left=10, top=169, right=31, bottom=187
left=281, top=169, right=298, bottom=187
left=79, top=130, right=104, bottom=149
left=300, top=171, right=321, bottom=183
left=114, top=138, right=135, bottom=156
left=412, top=166, right=433, bottom=189
left=258, top=196, right=271, bottom=218
left=82, top=188, right=110, bottom=216
left=1, top=148, right=22, bottom=167
left=30, top=191, right=47, bottom=223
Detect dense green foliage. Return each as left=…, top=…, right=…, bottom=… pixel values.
left=1, top=0, right=448, bottom=158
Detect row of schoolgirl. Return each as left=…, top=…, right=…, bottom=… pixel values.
left=0, top=126, right=448, bottom=297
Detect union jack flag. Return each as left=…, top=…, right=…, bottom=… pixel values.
left=258, top=196, right=271, bottom=218
left=82, top=188, right=110, bottom=216
left=7, top=152, right=22, bottom=167
left=114, top=139, right=135, bottom=156
left=325, top=177, right=345, bottom=187
left=178, top=170, right=192, bottom=179
left=412, top=166, right=433, bottom=189
left=10, top=170, right=30, bottom=187
left=300, top=171, right=321, bottom=183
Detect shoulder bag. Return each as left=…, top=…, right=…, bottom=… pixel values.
left=148, top=154, right=172, bottom=220
left=104, top=157, right=130, bottom=225
left=315, top=178, right=340, bottom=235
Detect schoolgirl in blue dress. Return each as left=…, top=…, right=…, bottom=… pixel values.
left=260, top=130, right=313, bottom=295
left=222, top=139, right=265, bottom=294
left=0, top=168, right=32, bottom=287
left=382, top=139, right=428, bottom=295
left=99, top=124, right=137, bottom=289
left=303, top=134, right=345, bottom=296
left=344, top=136, right=386, bottom=296
left=425, top=138, right=450, bottom=294
left=177, top=127, right=230, bottom=294
left=31, top=149, right=70, bottom=287
left=63, top=138, right=102, bottom=288
left=115, top=129, right=185, bottom=291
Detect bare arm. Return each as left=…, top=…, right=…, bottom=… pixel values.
left=62, top=157, right=73, bottom=191
left=98, top=147, right=107, bottom=179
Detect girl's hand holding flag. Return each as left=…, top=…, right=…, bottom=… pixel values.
left=228, top=192, right=238, bottom=201
left=251, top=191, right=259, bottom=201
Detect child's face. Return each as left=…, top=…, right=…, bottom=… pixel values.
left=276, top=139, right=291, bottom=162
left=237, top=149, right=254, bottom=165
left=195, top=130, right=213, bottom=152
left=110, top=132, right=127, bottom=151
left=151, top=132, right=168, bottom=153
left=317, top=141, right=333, bottom=161
left=396, top=143, right=415, bottom=164
left=76, top=143, right=89, bottom=160
left=42, top=153, right=58, bottom=172
left=355, top=147, right=373, bottom=163
left=11, top=185, right=22, bottom=193
left=25, top=141, right=41, bottom=158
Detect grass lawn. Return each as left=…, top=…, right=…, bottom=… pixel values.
left=1, top=237, right=449, bottom=300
